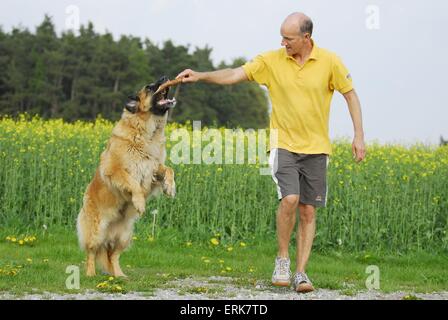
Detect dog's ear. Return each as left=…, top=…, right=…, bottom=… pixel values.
left=125, top=95, right=139, bottom=113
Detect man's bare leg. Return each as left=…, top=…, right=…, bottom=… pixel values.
left=277, top=195, right=299, bottom=258
left=296, top=203, right=316, bottom=272
left=294, top=203, right=316, bottom=292
left=272, top=194, right=299, bottom=286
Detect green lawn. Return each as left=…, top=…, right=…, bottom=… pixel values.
left=0, top=229, right=447, bottom=296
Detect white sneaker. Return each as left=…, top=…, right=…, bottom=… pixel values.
left=271, top=257, right=292, bottom=287
left=293, top=272, right=315, bottom=293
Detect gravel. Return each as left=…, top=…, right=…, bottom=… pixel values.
left=1, top=276, right=447, bottom=300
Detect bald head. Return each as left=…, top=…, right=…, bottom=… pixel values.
left=282, top=12, right=313, bottom=37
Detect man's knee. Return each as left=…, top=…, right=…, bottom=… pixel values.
left=280, top=194, right=300, bottom=212
left=299, top=204, right=315, bottom=224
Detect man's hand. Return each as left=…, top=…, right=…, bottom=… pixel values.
left=176, top=69, right=201, bottom=83
left=352, top=135, right=366, bottom=162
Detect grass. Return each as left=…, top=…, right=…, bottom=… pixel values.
left=1, top=116, right=448, bottom=252
left=1, top=229, right=447, bottom=297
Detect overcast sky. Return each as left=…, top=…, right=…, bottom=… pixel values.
left=1, top=0, right=447, bottom=145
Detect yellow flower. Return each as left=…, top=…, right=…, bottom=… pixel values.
left=227, top=246, right=233, bottom=252
left=18, top=240, right=24, bottom=245
left=204, top=259, right=211, bottom=264
left=186, top=241, right=193, bottom=247
left=132, top=236, right=138, bottom=241
left=226, top=267, right=232, bottom=271
left=239, top=242, right=247, bottom=247
left=43, top=259, right=49, bottom=263
left=26, top=258, right=32, bottom=263
left=11, top=237, right=17, bottom=243
left=108, top=277, right=114, bottom=281
left=210, top=238, right=219, bottom=246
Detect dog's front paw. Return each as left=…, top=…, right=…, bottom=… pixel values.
left=163, top=169, right=176, bottom=198
left=132, top=194, right=146, bottom=215
left=164, top=180, right=176, bottom=198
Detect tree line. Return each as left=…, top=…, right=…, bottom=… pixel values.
left=0, top=16, right=269, bottom=128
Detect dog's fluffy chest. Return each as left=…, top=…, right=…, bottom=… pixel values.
left=129, top=122, right=166, bottom=184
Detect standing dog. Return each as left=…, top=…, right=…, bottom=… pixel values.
left=77, top=76, right=176, bottom=277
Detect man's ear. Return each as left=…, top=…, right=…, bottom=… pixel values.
left=125, top=95, right=139, bottom=113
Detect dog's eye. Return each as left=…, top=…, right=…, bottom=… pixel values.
left=145, top=84, right=156, bottom=91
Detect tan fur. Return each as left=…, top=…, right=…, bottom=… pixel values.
left=77, top=85, right=175, bottom=277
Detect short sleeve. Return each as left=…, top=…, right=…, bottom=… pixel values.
left=242, top=54, right=271, bottom=87
left=330, top=55, right=353, bottom=94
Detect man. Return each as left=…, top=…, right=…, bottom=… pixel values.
left=176, top=12, right=366, bottom=293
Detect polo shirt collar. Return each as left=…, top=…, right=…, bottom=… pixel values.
left=285, top=39, right=319, bottom=61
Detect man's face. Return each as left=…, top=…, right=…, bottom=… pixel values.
left=280, top=25, right=308, bottom=56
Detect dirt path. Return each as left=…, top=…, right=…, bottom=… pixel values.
left=1, top=276, right=447, bottom=300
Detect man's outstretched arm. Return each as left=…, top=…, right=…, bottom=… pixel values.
left=176, top=67, right=248, bottom=85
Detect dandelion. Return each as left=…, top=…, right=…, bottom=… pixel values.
left=210, top=238, right=219, bottom=246
left=186, top=241, right=193, bottom=247
left=26, top=258, right=32, bottom=263
left=225, top=267, right=232, bottom=272
left=239, top=242, right=247, bottom=247
left=108, top=276, right=114, bottom=281
left=18, top=240, right=24, bottom=245
left=227, top=246, right=233, bottom=252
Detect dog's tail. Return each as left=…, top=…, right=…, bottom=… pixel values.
left=76, top=208, right=86, bottom=251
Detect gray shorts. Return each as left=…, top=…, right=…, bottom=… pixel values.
left=269, top=148, right=329, bottom=207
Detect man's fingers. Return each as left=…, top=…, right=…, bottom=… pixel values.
left=175, top=69, right=192, bottom=80
left=352, top=142, right=366, bottom=162
left=356, top=148, right=366, bottom=162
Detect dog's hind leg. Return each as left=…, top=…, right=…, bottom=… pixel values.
left=86, top=250, right=97, bottom=277
left=107, top=211, right=137, bottom=278
left=108, top=246, right=127, bottom=277
left=96, top=247, right=113, bottom=275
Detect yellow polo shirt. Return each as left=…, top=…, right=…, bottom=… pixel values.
left=242, top=43, right=353, bottom=155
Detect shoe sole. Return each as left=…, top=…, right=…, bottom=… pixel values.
left=272, top=281, right=291, bottom=287
left=296, top=283, right=315, bottom=293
